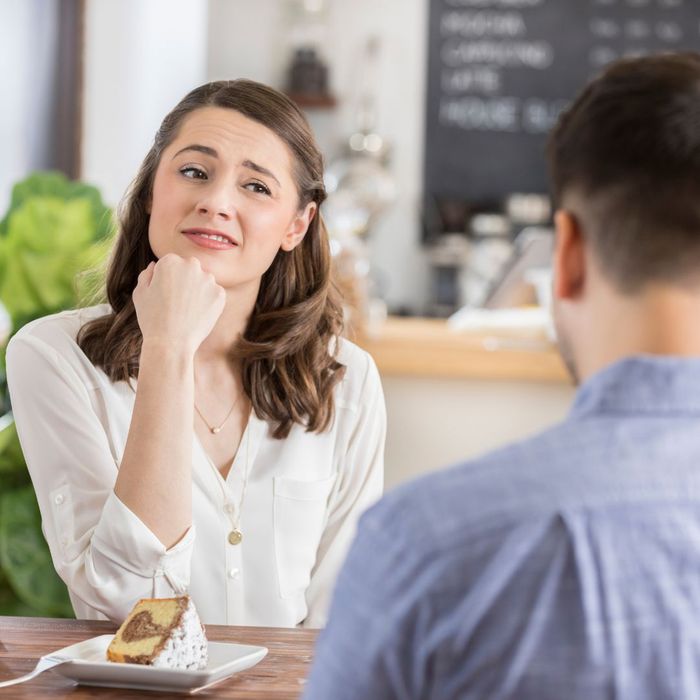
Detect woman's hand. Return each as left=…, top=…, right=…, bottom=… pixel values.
left=133, top=254, right=226, bottom=353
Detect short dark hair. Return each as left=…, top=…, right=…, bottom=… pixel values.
left=548, top=52, right=700, bottom=292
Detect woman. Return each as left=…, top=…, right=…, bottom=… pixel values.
left=6, top=80, right=385, bottom=627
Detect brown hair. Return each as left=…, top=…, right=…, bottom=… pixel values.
left=78, top=79, right=345, bottom=438
left=547, top=52, right=700, bottom=292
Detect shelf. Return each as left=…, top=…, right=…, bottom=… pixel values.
left=286, top=92, right=337, bottom=109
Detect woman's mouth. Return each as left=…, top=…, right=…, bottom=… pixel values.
left=182, top=228, right=238, bottom=250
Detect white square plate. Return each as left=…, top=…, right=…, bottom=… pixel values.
left=48, top=634, right=268, bottom=693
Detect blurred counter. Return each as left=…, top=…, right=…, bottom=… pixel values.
left=356, top=316, right=569, bottom=384
left=355, top=316, right=574, bottom=489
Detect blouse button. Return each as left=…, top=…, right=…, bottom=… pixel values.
left=228, top=568, right=240, bottom=580
left=54, top=494, right=65, bottom=505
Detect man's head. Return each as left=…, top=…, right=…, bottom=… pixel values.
left=547, top=52, right=700, bottom=381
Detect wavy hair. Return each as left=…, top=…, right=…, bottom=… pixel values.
left=78, top=80, right=345, bottom=438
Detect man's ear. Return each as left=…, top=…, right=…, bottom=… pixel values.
left=281, top=202, right=316, bottom=252
left=553, top=209, right=586, bottom=301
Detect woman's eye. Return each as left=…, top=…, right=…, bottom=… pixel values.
left=180, top=166, right=207, bottom=180
left=245, top=181, right=271, bottom=196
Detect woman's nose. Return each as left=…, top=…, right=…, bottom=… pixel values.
left=195, top=184, right=235, bottom=220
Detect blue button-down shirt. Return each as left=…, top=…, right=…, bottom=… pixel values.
left=304, top=357, right=700, bottom=700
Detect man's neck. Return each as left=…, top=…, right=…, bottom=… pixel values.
left=576, top=283, right=700, bottom=381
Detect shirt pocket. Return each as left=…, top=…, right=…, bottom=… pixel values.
left=273, top=475, right=335, bottom=599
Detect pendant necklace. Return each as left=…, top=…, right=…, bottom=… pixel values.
left=205, top=419, right=251, bottom=546
left=195, top=395, right=240, bottom=435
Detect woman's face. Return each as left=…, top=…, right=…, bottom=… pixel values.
left=148, top=106, right=315, bottom=290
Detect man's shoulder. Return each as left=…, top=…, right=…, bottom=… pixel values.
left=337, top=425, right=581, bottom=641
left=367, top=422, right=580, bottom=556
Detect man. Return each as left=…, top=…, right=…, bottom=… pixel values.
left=304, top=52, right=700, bottom=699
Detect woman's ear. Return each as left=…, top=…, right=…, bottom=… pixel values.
left=281, top=202, right=317, bottom=252
left=553, top=209, right=586, bottom=301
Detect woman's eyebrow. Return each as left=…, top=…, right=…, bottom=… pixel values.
left=171, top=147, right=281, bottom=187
left=172, top=144, right=218, bottom=159
left=242, top=159, right=281, bottom=187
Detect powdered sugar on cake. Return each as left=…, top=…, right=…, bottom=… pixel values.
left=151, top=597, right=208, bottom=670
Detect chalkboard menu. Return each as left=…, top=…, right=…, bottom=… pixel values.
left=424, top=0, right=700, bottom=205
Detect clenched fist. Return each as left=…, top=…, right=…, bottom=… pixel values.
left=132, top=254, right=226, bottom=354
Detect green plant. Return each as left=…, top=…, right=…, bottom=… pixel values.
left=0, top=171, right=114, bottom=616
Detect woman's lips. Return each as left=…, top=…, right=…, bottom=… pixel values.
left=182, top=229, right=238, bottom=250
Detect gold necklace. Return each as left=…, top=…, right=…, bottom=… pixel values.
left=194, top=395, right=240, bottom=434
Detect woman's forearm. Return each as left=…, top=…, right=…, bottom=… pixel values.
left=114, top=339, right=195, bottom=548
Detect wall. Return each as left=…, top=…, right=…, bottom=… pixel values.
left=383, top=375, right=573, bottom=488
left=0, top=0, right=60, bottom=214
left=207, top=0, right=431, bottom=313
left=81, top=0, right=210, bottom=207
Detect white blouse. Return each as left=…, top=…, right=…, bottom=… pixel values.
left=6, top=306, right=385, bottom=628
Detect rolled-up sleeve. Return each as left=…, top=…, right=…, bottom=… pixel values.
left=6, top=331, right=194, bottom=622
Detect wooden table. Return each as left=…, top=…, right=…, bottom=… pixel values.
left=0, top=616, right=317, bottom=698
